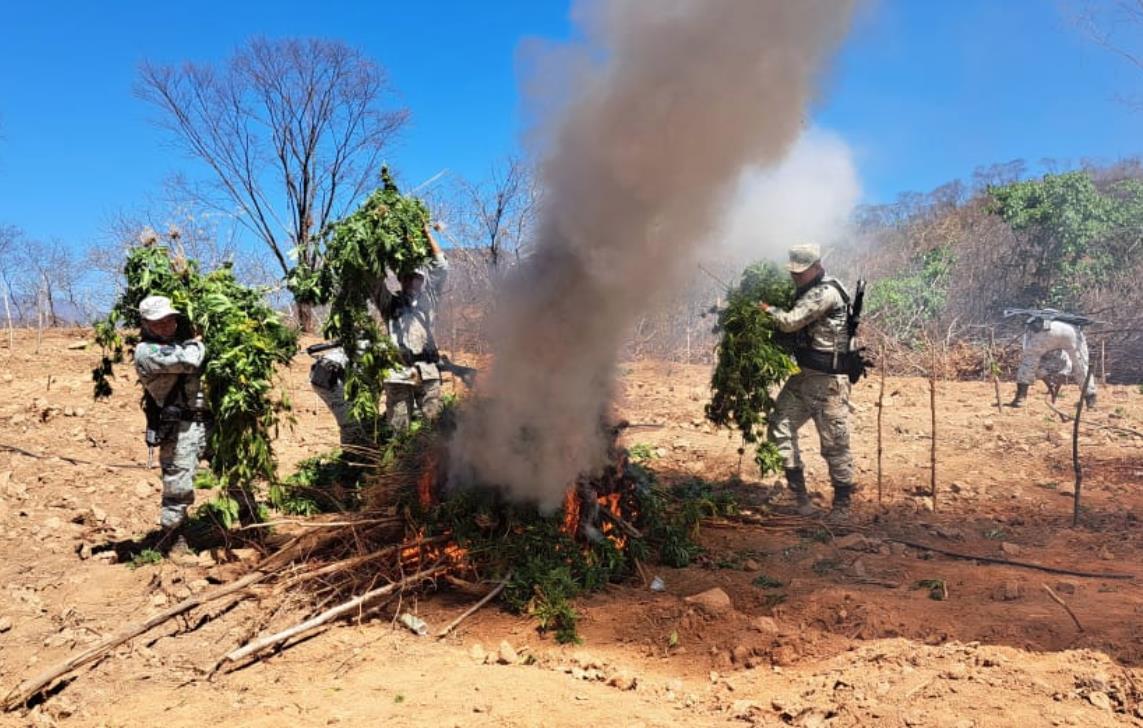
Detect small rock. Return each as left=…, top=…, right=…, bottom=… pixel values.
left=0, top=616, right=12, bottom=633
left=742, top=559, right=762, bottom=572
left=66, top=340, right=90, bottom=350
left=851, top=559, right=867, bottom=578
left=731, top=645, right=751, bottom=664
left=683, top=587, right=732, bottom=614
left=771, top=645, right=799, bottom=666
left=713, top=650, right=732, bottom=669
left=497, top=641, right=518, bottom=665
left=470, top=644, right=487, bottom=663
left=889, top=542, right=907, bottom=556
left=150, top=593, right=168, bottom=607
left=74, top=407, right=86, bottom=418
left=1055, top=581, right=1076, bottom=595
left=1087, top=691, right=1111, bottom=711
left=752, top=616, right=779, bottom=634
left=730, top=700, right=756, bottom=719
left=93, top=551, right=118, bottom=565
left=74, top=542, right=92, bottom=560
left=744, top=656, right=765, bottom=669
left=994, top=581, right=1021, bottom=601
left=188, top=579, right=210, bottom=592
left=134, top=481, right=154, bottom=498
left=1098, top=546, right=1115, bottom=561
left=44, top=516, right=62, bottom=531
left=999, top=542, right=1022, bottom=557
left=983, top=420, right=995, bottom=431
left=90, top=506, right=107, bottom=523
left=834, top=533, right=867, bottom=550
left=606, top=670, right=637, bottom=691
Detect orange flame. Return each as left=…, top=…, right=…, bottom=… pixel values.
left=562, top=487, right=581, bottom=535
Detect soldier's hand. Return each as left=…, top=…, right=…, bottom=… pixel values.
left=758, top=302, right=774, bottom=314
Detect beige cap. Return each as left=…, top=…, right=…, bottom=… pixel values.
left=139, top=295, right=179, bottom=322
left=786, top=244, right=821, bottom=274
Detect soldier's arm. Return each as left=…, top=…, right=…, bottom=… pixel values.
left=134, top=340, right=206, bottom=377
left=765, top=287, right=839, bottom=333
left=423, top=223, right=449, bottom=290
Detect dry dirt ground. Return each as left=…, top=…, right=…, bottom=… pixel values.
left=1, top=329, right=1142, bottom=727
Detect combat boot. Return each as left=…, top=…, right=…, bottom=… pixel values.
left=1008, top=383, right=1029, bottom=408
left=1084, top=392, right=1097, bottom=409
left=785, top=468, right=816, bottom=516
left=826, top=483, right=854, bottom=523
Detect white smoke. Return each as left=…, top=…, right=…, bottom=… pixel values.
left=451, top=0, right=858, bottom=510
left=717, top=128, right=862, bottom=264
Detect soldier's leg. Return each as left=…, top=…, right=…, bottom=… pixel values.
left=809, top=375, right=856, bottom=492
left=158, top=422, right=200, bottom=530
left=384, top=383, right=416, bottom=431
left=417, top=380, right=443, bottom=421
left=313, top=381, right=370, bottom=446
left=1013, top=334, right=1051, bottom=407
left=1067, top=335, right=1096, bottom=397
left=768, top=375, right=812, bottom=473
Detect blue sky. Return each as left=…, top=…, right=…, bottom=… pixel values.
left=0, top=0, right=1139, bottom=252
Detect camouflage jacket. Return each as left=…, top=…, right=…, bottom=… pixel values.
left=134, top=339, right=207, bottom=410
left=769, top=275, right=849, bottom=356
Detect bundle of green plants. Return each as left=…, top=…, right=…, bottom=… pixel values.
left=93, top=241, right=297, bottom=515
left=706, top=261, right=798, bottom=473
left=288, top=166, right=435, bottom=431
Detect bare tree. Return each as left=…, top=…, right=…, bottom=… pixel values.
left=1074, top=1, right=1143, bottom=106
left=137, top=37, right=408, bottom=330
left=451, top=157, right=540, bottom=267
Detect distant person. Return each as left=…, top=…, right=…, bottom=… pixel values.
left=1010, top=314, right=1096, bottom=409
left=372, top=222, right=449, bottom=430
left=134, top=295, right=209, bottom=556
left=758, top=244, right=858, bottom=520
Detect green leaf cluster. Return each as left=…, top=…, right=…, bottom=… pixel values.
left=865, top=245, right=955, bottom=343
left=294, top=167, right=436, bottom=433
left=93, top=243, right=298, bottom=490
left=705, top=261, right=798, bottom=474
left=989, top=171, right=1143, bottom=308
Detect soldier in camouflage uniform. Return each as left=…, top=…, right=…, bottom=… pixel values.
left=1010, top=317, right=1096, bottom=409
left=372, top=223, right=449, bottom=430
left=759, top=245, right=857, bottom=519
left=134, top=295, right=209, bottom=554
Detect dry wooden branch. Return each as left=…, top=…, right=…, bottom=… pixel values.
left=435, top=572, right=512, bottom=639
left=598, top=508, right=642, bottom=539
left=877, top=343, right=885, bottom=505
left=1045, top=402, right=1143, bottom=438
left=236, top=517, right=400, bottom=531
left=1042, top=583, right=1084, bottom=632
left=885, top=538, right=1134, bottom=580
left=218, top=564, right=447, bottom=668
left=3, top=570, right=268, bottom=710
left=1073, top=367, right=1095, bottom=528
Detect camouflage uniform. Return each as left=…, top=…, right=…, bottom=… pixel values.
left=309, top=345, right=372, bottom=447
left=373, top=253, right=449, bottom=430
left=135, top=339, right=208, bottom=529
left=1016, top=319, right=1095, bottom=397
left=766, top=275, right=856, bottom=496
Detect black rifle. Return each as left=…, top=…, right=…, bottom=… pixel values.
left=1002, top=308, right=1096, bottom=328
left=305, top=340, right=344, bottom=357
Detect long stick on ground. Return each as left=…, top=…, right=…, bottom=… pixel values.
left=1045, top=402, right=1143, bottom=438
left=219, top=564, right=447, bottom=668
left=1042, top=583, right=1085, bottom=632
left=3, top=569, right=269, bottom=710
left=436, top=572, right=512, bottom=639
left=877, top=343, right=885, bottom=505
left=1073, top=367, right=1096, bottom=528
left=885, top=538, right=1134, bottom=579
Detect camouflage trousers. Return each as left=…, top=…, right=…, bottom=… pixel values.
left=312, top=380, right=372, bottom=448
left=767, top=370, right=855, bottom=486
left=158, top=421, right=207, bottom=529
left=385, top=380, right=443, bottom=431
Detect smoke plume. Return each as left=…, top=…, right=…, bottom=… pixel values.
left=451, top=0, right=858, bottom=510
left=717, top=128, right=862, bottom=264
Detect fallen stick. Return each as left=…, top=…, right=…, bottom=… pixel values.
left=0, top=442, right=150, bottom=470
left=4, top=569, right=268, bottom=710
left=218, top=564, right=447, bottom=668
left=236, top=517, right=401, bottom=531
left=1045, top=403, right=1143, bottom=438
left=280, top=536, right=450, bottom=589
left=598, top=508, right=642, bottom=539
left=1042, top=583, right=1084, bottom=632
left=885, top=538, right=1134, bottom=580
left=435, top=572, right=512, bottom=639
